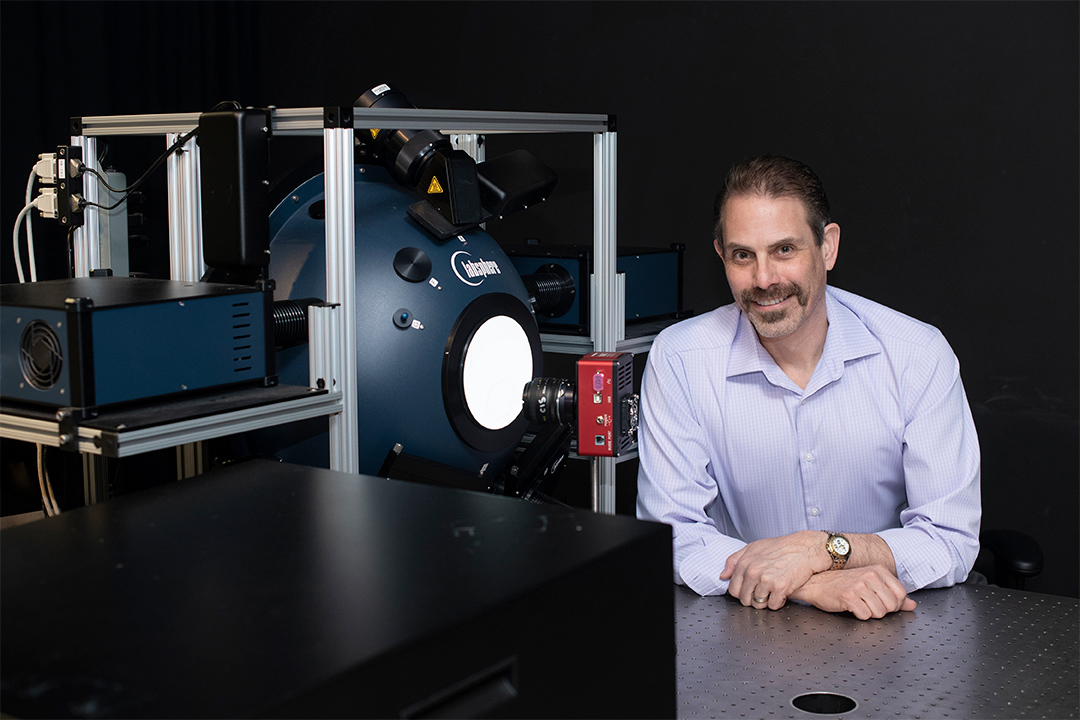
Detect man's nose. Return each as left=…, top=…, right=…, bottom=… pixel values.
left=754, top=256, right=780, bottom=288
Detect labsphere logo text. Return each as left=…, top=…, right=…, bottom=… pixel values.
left=452, top=251, right=502, bottom=287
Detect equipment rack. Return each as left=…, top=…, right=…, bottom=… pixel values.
left=1, top=105, right=626, bottom=512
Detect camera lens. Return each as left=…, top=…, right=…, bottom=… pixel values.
left=522, top=377, right=576, bottom=426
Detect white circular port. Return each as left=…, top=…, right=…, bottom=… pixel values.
left=462, top=314, right=534, bottom=430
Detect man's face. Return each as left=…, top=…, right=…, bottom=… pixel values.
left=714, top=194, right=839, bottom=341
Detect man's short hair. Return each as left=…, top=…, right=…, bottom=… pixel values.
left=713, top=155, right=832, bottom=247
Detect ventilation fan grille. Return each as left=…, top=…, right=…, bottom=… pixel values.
left=20, top=320, right=63, bottom=390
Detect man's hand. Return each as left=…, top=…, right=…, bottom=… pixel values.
left=720, top=531, right=832, bottom=610
left=788, top=565, right=917, bottom=620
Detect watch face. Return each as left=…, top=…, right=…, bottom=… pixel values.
left=832, top=536, right=851, bottom=556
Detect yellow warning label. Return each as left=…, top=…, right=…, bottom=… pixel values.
left=370, top=129, right=379, bottom=139
left=427, top=176, right=445, bottom=194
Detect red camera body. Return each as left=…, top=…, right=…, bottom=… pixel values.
left=575, top=352, right=636, bottom=457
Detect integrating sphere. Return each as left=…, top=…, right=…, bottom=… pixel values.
left=268, top=165, right=542, bottom=479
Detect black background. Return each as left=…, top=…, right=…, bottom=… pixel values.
left=1, top=1, right=1076, bottom=595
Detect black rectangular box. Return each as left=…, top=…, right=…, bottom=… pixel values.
left=1, top=460, right=676, bottom=718
left=199, top=108, right=271, bottom=272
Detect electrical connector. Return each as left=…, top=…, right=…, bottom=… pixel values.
left=33, top=188, right=60, bottom=219
left=56, top=145, right=85, bottom=229
left=34, top=148, right=81, bottom=184
left=34, top=153, right=59, bottom=183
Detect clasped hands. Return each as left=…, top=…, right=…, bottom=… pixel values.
left=720, top=530, right=916, bottom=620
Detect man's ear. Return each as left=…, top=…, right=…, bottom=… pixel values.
left=713, top=237, right=725, bottom=262
left=822, top=223, right=840, bottom=271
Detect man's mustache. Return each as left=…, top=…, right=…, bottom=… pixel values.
left=742, top=283, right=808, bottom=308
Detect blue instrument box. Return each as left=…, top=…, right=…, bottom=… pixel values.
left=1, top=277, right=274, bottom=413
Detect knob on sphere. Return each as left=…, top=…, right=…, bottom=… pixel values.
left=393, top=247, right=432, bottom=283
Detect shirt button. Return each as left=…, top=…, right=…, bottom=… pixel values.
left=804, top=452, right=815, bottom=462
left=810, top=507, right=820, bottom=516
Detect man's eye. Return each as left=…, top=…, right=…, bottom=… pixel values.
left=777, top=245, right=793, bottom=254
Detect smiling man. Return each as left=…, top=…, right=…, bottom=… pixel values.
left=636, top=155, right=981, bottom=620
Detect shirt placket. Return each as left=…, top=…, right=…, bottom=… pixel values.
left=794, top=390, right=824, bottom=531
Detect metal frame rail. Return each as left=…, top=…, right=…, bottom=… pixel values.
left=0, top=391, right=344, bottom=458
left=4, top=106, right=621, bottom=513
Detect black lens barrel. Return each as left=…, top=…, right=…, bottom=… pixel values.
left=522, top=377, right=576, bottom=426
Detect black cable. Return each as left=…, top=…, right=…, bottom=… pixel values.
left=207, top=100, right=243, bottom=112
left=79, top=127, right=196, bottom=210
left=81, top=166, right=124, bottom=193
left=65, top=228, right=75, bottom=278
left=80, top=194, right=132, bottom=212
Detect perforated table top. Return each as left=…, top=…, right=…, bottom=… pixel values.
left=676, top=583, right=1078, bottom=718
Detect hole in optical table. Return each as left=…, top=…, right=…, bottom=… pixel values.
left=791, top=692, right=857, bottom=714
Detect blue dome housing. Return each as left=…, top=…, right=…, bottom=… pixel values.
left=267, top=165, right=542, bottom=479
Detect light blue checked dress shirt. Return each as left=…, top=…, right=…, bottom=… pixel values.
left=636, top=286, right=981, bottom=596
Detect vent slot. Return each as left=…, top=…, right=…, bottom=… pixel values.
left=230, top=299, right=257, bottom=374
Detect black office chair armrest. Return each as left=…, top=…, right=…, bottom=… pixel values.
left=980, top=528, right=1044, bottom=589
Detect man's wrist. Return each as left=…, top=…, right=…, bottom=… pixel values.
left=802, top=531, right=834, bottom=573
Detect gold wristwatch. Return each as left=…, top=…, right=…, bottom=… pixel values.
left=825, top=532, right=851, bottom=570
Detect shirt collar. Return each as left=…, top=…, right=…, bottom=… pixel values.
left=817, top=288, right=882, bottom=377
left=727, top=312, right=775, bottom=379
left=726, top=287, right=881, bottom=384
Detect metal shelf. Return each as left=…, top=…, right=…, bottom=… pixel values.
left=0, top=386, right=340, bottom=458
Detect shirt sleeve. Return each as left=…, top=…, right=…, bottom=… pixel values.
left=876, top=332, right=982, bottom=592
left=635, top=340, right=745, bottom=596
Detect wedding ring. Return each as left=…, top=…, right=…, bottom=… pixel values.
left=753, top=595, right=768, bottom=604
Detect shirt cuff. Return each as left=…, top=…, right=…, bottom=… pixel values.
left=676, top=536, right=746, bottom=596
left=876, top=527, right=959, bottom=592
